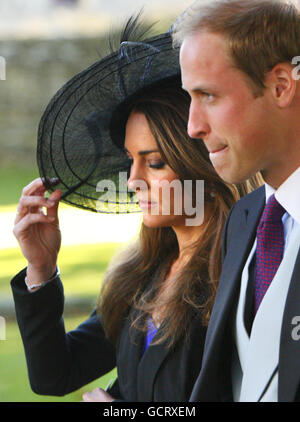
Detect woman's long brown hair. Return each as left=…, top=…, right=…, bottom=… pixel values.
left=97, top=80, right=263, bottom=348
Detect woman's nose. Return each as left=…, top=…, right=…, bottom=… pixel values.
left=127, top=162, right=147, bottom=192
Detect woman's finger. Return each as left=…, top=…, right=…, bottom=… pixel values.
left=13, top=212, right=56, bottom=239
left=17, top=179, right=48, bottom=217
left=46, top=190, right=62, bottom=220
left=82, top=388, right=114, bottom=403
left=18, top=196, right=54, bottom=212
left=14, top=196, right=54, bottom=224
left=14, top=179, right=62, bottom=230
left=21, top=177, right=60, bottom=198
left=21, top=178, right=46, bottom=197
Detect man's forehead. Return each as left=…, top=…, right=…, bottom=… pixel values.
left=180, top=31, right=236, bottom=86
left=180, top=30, right=232, bottom=66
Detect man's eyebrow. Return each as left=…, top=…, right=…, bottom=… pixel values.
left=124, top=147, right=160, bottom=156
left=182, top=84, right=214, bottom=94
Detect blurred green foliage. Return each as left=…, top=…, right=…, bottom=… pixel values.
left=0, top=167, right=38, bottom=207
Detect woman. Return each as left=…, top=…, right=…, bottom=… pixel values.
left=11, top=18, right=262, bottom=402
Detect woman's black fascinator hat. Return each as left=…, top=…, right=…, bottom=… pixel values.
left=37, top=13, right=181, bottom=214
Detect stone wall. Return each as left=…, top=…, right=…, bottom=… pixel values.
left=0, top=36, right=111, bottom=167
left=0, top=16, right=170, bottom=169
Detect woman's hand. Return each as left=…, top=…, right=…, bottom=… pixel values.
left=13, top=178, right=63, bottom=284
left=82, top=388, right=114, bottom=402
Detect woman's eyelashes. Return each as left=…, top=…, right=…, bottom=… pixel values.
left=126, top=156, right=166, bottom=170
left=149, top=161, right=166, bottom=169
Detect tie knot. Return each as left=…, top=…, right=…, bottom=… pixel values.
left=260, top=194, right=286, bottom=225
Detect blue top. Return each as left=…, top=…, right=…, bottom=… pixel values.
left=143, top=317, right=158, bottom=354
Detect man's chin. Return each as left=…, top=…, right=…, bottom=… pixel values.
left=213, top=167, right=251, bottom=186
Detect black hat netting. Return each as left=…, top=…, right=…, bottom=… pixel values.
left=37, top=30, right=180, bottom=213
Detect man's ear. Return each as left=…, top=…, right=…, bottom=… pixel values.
left=266, top=63, right=297, bottom=108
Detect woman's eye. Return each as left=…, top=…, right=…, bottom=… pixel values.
left=126, top=156, right=165, bottom=170
left=149, top=161, right=165, bottom=169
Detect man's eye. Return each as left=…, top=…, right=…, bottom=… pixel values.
left=202, top=92, right=214, bottom=101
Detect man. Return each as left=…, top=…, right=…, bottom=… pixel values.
left=172, top=0, right=300, bottom=402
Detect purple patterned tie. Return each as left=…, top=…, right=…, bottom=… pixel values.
left=254, top=194, right=286, bottom=313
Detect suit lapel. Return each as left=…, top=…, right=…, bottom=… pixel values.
left=203, top=189, right=265, bottom=362
left=190, top=188, right=265, bottom=401
left=279, top=248, right=300, bottom=402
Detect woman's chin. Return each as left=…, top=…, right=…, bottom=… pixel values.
left=142, top=213, right=168, bottom=228
left=141, top=213, right=184, bottom=229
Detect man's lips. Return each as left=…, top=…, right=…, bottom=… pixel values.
left=209, top=145, right=229, bottom=160
left=209, top=145, right=228, bottom=154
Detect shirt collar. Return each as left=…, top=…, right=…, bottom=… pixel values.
left=264, top=166, right=300, bottom=225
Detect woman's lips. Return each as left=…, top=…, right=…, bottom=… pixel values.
left=138, top=200, right=158, bottom=210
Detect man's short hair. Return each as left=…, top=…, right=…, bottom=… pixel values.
left=172, top=0, right=300, bottom=95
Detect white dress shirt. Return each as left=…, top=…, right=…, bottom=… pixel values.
left=232, top=166, right=300, bottom=402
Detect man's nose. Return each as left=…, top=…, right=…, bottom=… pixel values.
left=187, top=101, right=210, bottom=140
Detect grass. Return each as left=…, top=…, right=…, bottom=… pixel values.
left=0, top=243, right=124, bottom=299
left=0, top=315, right=117, bottom=402
left=0, top=241, right=124, bottom=402
left=0, top=167, right=39, bottom=207
left=0, top=169, right=131, bottom=402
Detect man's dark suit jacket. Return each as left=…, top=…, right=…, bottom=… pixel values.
left=11, top=269, right=206, bottom=402
left=189, top=186, right=300, bottom=402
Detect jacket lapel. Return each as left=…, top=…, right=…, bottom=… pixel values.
left=116, top=313, right=144, bottom=401
left=190, top=187, right=265, bottom=401
left=137, top=331, right=170, bottom=401
left=117, top=310, right=171, bottom=401
left=279, top=248, right=300, bottom=401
